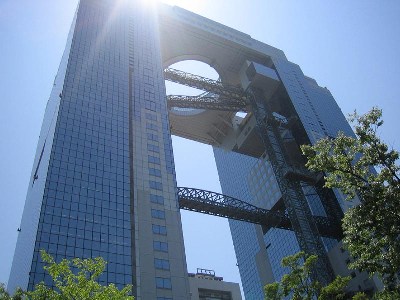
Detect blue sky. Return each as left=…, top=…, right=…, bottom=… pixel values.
left=1, top=0, right=399, bottom=294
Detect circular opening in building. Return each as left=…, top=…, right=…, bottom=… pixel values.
left=165, top=60, right=220, bottom=116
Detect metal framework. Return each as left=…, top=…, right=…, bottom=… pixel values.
left=177, top=187, right=342, bottom=239
left=167, top=95, right=248, bottom=112
left=164, top=68, right=248, bottom=102
left=177, top=187, right=290, bottom=230
left=246, top=87, right=334, bottom=284
left=165, top=67, right=344, bottom=284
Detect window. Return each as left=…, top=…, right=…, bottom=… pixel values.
left=148, top=156, right=160, bottom=164
left=145, top=101, right=157, bottom=112
left=146, top=123, right=158, bottom=131
left=150, top=194, right=164, bottom=204
left=147, top=133, right=158, bottom=141
left=150, top=181, right=163, bottom=191
left=146, top=113, right=157, bottom=121
left=152, top=224, right=167, bottom=235
left=147, top=143, right=160, bottom=153
left=149, top=168, right=161, bottom=177
left=151, top=209, right=165, bottom=219
left=154, top=258, right=170, bottom=270
left=156, top=277, right=172, bottom=289
left=153, top=241, right=168, bottom=252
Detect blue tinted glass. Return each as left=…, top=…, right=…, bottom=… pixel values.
left=151, top=209, right=165, bottom=219
left=150, top=194, right=164, bottom=204
left=153, top=241, right=168, bottom=252
left=155, top=277, right=172, bottom=289
left=152, top=224, right=167, bottom=235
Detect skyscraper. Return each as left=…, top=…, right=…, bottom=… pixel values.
left=8, top=0, right=362, bottom=299
left=9, top=1, right=190, bottom=299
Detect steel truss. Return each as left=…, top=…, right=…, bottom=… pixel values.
left=167, top=95, right=248, bottom=112
left=164, top=68, right=248, bottom=102
left=177, top=187, right=290, bottom=230
left=177, top=187, right=341, bottom=239
left=165, top=68, right=343, bottom=285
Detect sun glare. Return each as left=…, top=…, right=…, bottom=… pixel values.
left=140, top=0, right=205, bottom=13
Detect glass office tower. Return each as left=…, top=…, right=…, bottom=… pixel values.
left=8, top=1, right=190, bottom=299
left=214, top=60, right=355, bottom=297
left=9, top=1, right=357, bottom=299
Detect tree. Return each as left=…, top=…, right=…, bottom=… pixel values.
left=0, top=283, right=23, bottom=300
left=25, top=250, right=134, bottom=300
left=264, top=251, right=351, bottom=300
left=301, top=107, right=400, bottom=296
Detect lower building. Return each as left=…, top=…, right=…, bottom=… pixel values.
left=188, top=268, right=242, bottom=300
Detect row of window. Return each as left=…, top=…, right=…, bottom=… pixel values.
left=43, top=201, right=129, bottom=214
left=39, top=215, right=130, bottom=231
left=40, top=216, right=130, bottom=234
left=58, top=121, right=127, bottom=136
left=145, top=111, right=174, bottom=294
left=44, top=194, right=129, bottom=209
left=46, top=182, right=128, bottom=196
left=53, top=147, right=128, bottom=163
left=46, top=185, right=129, bottom=198
left=56, top=128, right=125, bottom=144
left=36, top=229, right=131, bottom=246
left=50, top=158, right=128, bottom=176
left=47, top=176, right=128, bottom=191
left=33, top=245, right=132, bottom=265
left=60, top=105, right=129, bottom=122
left=54, top=133, right=128, bottom=153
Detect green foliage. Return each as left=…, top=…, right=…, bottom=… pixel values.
left=301, top=107, right=400, bottom=294
left=373, top=290, right=400, bottom=300
left=0, top=283, right=23, bottom=300
left=0, top=283, right=11, bottom=300
left=318, top=275, right=350, bottom=300
left=264, top=282, right=282, bottom=300
left=25, top=250, right=134, bottom=300
left=264, top=251, right=350, bottom=300
left=351, top=292, right=369, bottom=300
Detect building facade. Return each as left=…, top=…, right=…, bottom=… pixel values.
left=188, top=269, right=242, bottom=300
left=9, top=0, right=362, bottom=299
left=9, top=1, right=190, bottom=299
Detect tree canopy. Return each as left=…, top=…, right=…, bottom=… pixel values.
left=301, top=107, right=400, bottom=296
left=264, top=251, right=350, bottom=300
left=4, top=250, right=134, bottom=300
